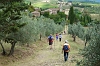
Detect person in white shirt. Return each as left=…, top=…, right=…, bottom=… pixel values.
left=59, top=34, right=62, bottom=42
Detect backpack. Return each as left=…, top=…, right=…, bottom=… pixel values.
left=63, top=45, right=69, bottom=51
left=48, top=36, right=52, bottom=42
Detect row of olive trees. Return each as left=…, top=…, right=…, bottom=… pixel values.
left=77, top=22, right=100, bottom=66
left=0, top=0, right=65, bottom=56
left=0, top=14, right=65, bottom=56
left=68, top=22, right=100, bottom=66
left=16, top=15, right=64, bottom=46
left=68, top=21, right=99, bottom=46
left=68, top=22, right=85, bottom=42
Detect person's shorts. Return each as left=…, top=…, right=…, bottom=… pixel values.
left=49, top=42, right=53, bottom=45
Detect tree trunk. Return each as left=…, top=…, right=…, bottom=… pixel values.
left=27, top=43, right=29, bottom=47
left=0, top=41, right=6, bottom=55
left=73, top=35, right=76, bottom=41
left=85, top=41, right=87, bottom=47
left=8, top=42, right=16, bottom=56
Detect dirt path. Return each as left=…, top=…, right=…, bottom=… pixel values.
left=7, top=33, right=82, bottom=66
left=9, top=34, right=68, bottom=66
left=5, top=26, right=84, bottom=66
left=29, top=34, right=68, bottom=66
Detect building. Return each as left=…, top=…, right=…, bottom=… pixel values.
left=32, top=11, right=40, bottom=17
left=47, top=8, right=59, bottom=14
left=65, top=9, right=70, bottom=15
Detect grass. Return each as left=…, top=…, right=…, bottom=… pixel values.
left=0, top=38, right=47, bottom=66
left=25, top=0, right=41, bottom=3
left=32, top=2, right=58, bottom=9
left=66, top=35, right=84, bottom=62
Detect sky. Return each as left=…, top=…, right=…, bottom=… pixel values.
left=95, top=0, right=100, bottom=2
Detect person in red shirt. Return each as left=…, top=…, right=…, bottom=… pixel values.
left=47, top=34, right=54, bottom=50
left=56, top=33, right=58, bottom=41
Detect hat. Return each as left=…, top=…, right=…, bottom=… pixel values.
left=65, top=40, right=68, bottom=43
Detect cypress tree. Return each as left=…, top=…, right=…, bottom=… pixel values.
left=68, top=6, right=75, bottom=24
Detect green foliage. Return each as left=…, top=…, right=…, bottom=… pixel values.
left=48, top=12, right=66, bottom=25
left=77, top=22, right=100, bottom=66
left=57, top=12, right=67, bottom=19
left=73, top=8, right=92, bottom=26
left=68, top=6, right=75, bottom=24
left=49, top=14, right=60, bottom=24
left=68, top=22, right=85, bottom=41
left=28, top=5, right=35, bottom=12
left=42, top=11, right=49, bottom=18
left=81, top=14, right=91, bottom=26
left=40, top=8, right=66, bottom=25
left=83, top=26, right=92, bottom=45
left=0, top=0, right=23, bottom=3
left=76, top=22, right=85, bottom=39
left=15, top=16, right=64, bottom=45
left=2, top=3, right=27, bottom=32
left=68, top=21, right=100, bottom=66
left=0, top=1, right=28, bottom=55
left=0, top=2, right=28, bottom=34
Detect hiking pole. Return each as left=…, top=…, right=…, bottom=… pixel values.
left=54, top=39, right=55, bottom=50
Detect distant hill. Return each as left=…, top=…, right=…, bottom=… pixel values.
left=65, top=0, right=100, bottom=2
left=25, top=0, right=100, bottom=3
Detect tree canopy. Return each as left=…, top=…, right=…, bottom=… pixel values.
left=0, top=0, right=28, bottom=55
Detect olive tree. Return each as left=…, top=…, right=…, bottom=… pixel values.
left=77, top=22, right=100, bottom=66
left=68, top=22, right=85, bottom=41
left=0, top=0, right=28, bottom=55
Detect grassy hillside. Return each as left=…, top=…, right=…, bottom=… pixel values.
left=25, top=0, right=58, bottom=3
left=25, top=0, right=41, bottom=3
left=32, top=2, right=58, bottom=9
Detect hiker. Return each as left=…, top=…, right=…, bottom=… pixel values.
left=56, top=33, right=59, bottom=41
left=59, top=33, right=62, bottom=42
left=47, top=34, right=54, bottom=50
left=64, top=31, right=66, bottom=34
left=62, top=40, right=70, bottom=61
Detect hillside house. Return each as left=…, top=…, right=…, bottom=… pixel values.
left=47, top=8, right=59, bottom=14
left=34, top=7, right=41, bottom=12
left=32, top=11, right=40, bottom=17
left=41, top=8, right=59, bottom=15
left=65, top=9, right=70, bottom=15
left=67, top=1, right=72, bottom=6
